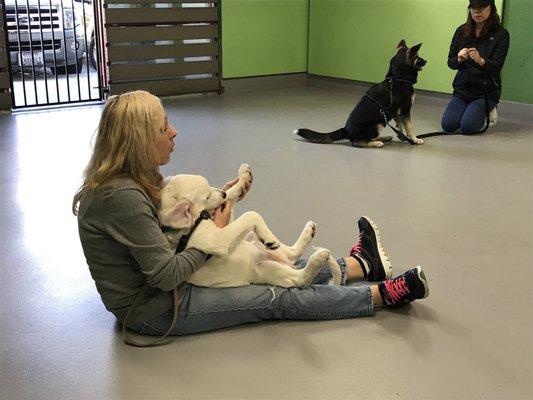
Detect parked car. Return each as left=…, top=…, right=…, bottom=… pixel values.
left=6, top=0, right=87, bottom=74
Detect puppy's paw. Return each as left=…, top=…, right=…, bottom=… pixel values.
left=412, top=137, right=424, bottom=145
left=262, top=240, right=280, bottom=250
left=309, top=247, right=330, bottom=266
left=354, top=141, right=383, bottom=148
left=238, top=163, right=253, bottom=183
left=304, top=221, right=316, bottom=239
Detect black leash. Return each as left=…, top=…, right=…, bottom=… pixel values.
left=365, top=78, right=492, bottom=143
left=121, top=209, right=213, bottom=347
left=418, top=82, right=491, bottom=139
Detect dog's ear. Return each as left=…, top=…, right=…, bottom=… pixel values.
left=163, top=200, right=198, bottom=229
left=397, top=39, right=407, bottom=49
left=409, top=43, right=422, bottom=54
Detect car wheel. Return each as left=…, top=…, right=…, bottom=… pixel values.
left=50, top=57, right=84, bottom=75
left=89, top=35, right=97, bottom=70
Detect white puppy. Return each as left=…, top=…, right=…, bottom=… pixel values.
left=159, top=164, right=342, bottom=288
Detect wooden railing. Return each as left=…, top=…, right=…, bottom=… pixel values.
left=104, top=0, right=221, bottom=96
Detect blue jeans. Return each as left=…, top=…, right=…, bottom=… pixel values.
left=441, top=95, right=497, bottom=135
left=134, top=257, right=374, bottom=336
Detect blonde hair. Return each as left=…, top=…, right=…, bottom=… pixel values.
left=72, top=90, right=166, bottom=215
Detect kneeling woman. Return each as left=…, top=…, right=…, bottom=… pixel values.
left=442, top=0, right=510, bottom=134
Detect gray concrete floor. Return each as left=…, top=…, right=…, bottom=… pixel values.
left=1, top=82, right=532, bottom=399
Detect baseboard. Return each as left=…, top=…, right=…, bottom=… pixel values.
left=222, top=73, right=307, bottom=93
left=306, top=74, right=533, bottom=123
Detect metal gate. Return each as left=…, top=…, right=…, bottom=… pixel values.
left=103, top=0, right=222, bottom=97
left=1, top=0, right=103, bottom=109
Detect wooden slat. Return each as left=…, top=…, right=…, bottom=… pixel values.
left=106, top=0, right=217, bottom=3
left=0, top=91, right=12, bottom=110
left=109, top=59, right=218, bottom=80
left=110, top=77, right=219, bottom=96
left=108, top=42, right=218, bottom=62
left=0, top=52, right=7, bottom=69
left=0, top=28, right=6, bottom=47
left=0, top=71, right=10, bottom=89
left=105, top=8, right=218, bottom=25
left=106, top=25, right=218, bottom=43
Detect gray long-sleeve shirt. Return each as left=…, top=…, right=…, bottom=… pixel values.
left=77, top=177, right=207, bottom=325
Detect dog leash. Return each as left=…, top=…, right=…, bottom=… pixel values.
left=417, top=80, right=492, bottom=139
left=365, top=78, right=492, bottom=143
left=122, top=210, right=211, bottom=347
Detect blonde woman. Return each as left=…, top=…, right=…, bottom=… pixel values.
left=73, top=90, right=428, bottom=341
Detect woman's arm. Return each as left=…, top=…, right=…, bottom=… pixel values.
left=447, top=27, right=464, bottom=70
left=481, top=29, right=510, bottom=76
left=104, top=188, right=207, bottom=291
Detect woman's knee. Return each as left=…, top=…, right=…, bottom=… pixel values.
left=460, top=118, right=485, bottom=134
left=441, top=114, right=459, bottom=133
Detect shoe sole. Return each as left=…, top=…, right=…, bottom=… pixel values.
left=415, top=265, right=429, bottom=298
left=360, top=216, right=393, bottom=280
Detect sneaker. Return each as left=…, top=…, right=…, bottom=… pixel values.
left=349, top=216, right=392, bottom=281
left=378, top=266, right=429, bottom=308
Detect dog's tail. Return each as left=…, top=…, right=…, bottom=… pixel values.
left=295, top=128, right=347, bottom=143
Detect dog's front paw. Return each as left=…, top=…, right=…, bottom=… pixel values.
left=304, top=221, right=316, bottom=239
left=238, top=163, right=253, bottom=184
left=412, top=137, right=424, bottom=145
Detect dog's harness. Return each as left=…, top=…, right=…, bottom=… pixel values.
left=121, top=210, right=212, bottom=347
left=365, top=77, right=492, bottom=143
left=364, top=77, right=419, bottom=144
left=175, top=210, right=212, bottom=253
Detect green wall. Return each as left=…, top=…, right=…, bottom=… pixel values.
left=221, top=0, right=309, bottom=78
left=308, top=0, right=503, bottom=94
left=220, top=0, right=532, bottom=104
left=501, top=0, right=533, bottom=104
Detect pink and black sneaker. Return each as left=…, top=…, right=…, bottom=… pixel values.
left=349, top=216, right=393, bottom=281
left=378, top=266, right=429, bottom=308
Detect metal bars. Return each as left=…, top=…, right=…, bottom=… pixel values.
left=2, top=0, right=103, bottom=110
left=0, top=0, right=12, bottom=110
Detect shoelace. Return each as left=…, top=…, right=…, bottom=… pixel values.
left=350, top=232, right=363, bottom=256
left=384, top=277, right=410, bottom=303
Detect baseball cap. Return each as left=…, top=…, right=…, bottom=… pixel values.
left=469, top=0, right=495, bottom=8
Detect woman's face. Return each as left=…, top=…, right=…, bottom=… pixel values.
left=470, top=5, right=491, bottom=24
left=155, top=115, right=177, bottom=166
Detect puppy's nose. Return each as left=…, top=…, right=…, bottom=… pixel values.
left=419, top=59, right=427, bottom=66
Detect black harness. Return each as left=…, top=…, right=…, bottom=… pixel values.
left=365, top=77, right=491, bottom=143
left=364, top=77, right=420, bottom=144
left=174, top=210, right=212, bottom=253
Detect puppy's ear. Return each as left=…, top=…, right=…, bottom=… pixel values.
left=409, top=43, right=422, bottom=54
left=163, top=200, right=198, bottom=229
left=397, top=39, right=407, bottom=49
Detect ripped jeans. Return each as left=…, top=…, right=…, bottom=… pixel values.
left=134, top=257, right=374, bottom=336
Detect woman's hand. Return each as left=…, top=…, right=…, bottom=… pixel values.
left=213, top=202, right=232, bottom=228
left=468, top=48, right=485, bottom=66
left=458, top=48, right=470, bottom=62
left=222, top=177, right=253, bottom=202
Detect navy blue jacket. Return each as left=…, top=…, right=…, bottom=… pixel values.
left=447, top=24, right=510, bottom=102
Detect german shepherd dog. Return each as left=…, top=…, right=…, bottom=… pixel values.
left=296, top=40, right=427, bottom=147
